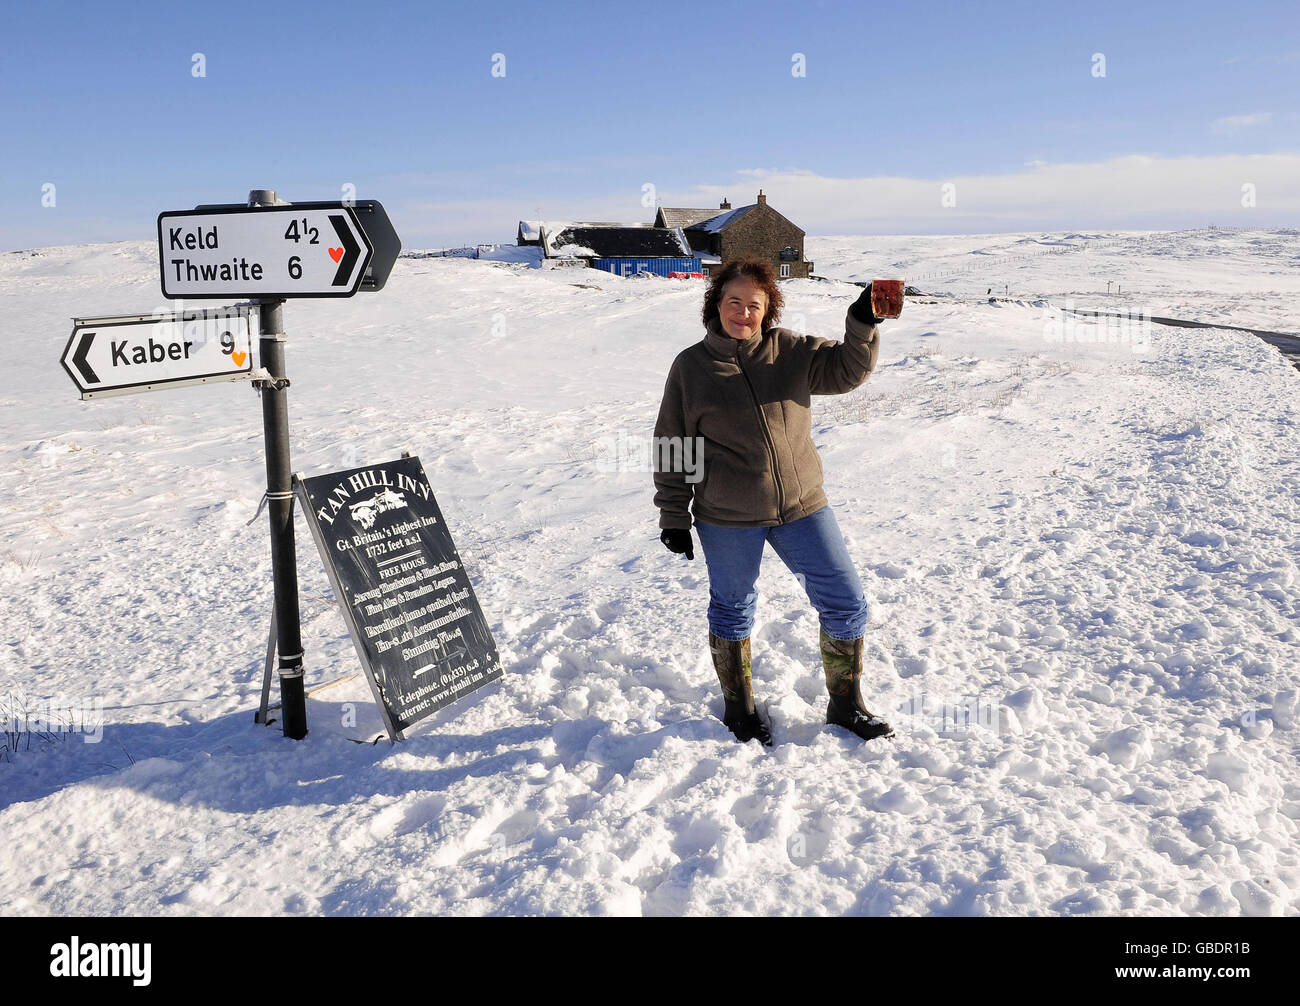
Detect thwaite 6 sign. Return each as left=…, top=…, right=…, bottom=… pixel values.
left=158, top=203, right=375, bottom=299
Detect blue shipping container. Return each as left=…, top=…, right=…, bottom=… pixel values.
left=590, top=257, right=702, bottom=277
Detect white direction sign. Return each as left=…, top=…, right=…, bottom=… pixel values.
left=158, top=204, right=374, bottom=299
left=61, top=306, right=256, bottom=399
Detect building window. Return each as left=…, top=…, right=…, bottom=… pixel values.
left=780, top=264, right=790, bottom=278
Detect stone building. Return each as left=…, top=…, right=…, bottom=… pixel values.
left=653, top=191, right=813, bottom=278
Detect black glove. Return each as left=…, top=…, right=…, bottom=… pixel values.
left=660, top=528, right=694, bottom=560
left=849, top=283, right=884, bottom=325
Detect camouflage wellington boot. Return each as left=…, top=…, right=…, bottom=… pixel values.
left=820, top=627, right=894, bottom=740
left=708, top=632, right=772, bottom=746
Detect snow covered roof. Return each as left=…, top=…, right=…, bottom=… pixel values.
left=523, top=220, right=661, bottom=248
left=550, top=242, right=599, bottom=258
left=522, top=220, right=651, bottom=239
left=542, top=225, right=691, bottom=259
left=519, top=220, right=605, bottom=243
left=688, top=204, right=757, bottom=234
left=656, top=208, right=727, bottom=230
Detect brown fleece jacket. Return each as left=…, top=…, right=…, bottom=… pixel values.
left=653, top=308, right=881, bottom=529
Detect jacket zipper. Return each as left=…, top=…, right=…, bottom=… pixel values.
left=736, top=350, right=786, bottom=523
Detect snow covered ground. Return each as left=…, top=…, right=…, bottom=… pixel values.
left=2, top=228, right=1298, bottom=916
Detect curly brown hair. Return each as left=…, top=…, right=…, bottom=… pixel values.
left=702, top=257, right=784, bottom=331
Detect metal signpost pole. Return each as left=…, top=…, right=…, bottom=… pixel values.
left=136, top=190, right=398, bottom=738
left=250, top=188, right=307, bottom=740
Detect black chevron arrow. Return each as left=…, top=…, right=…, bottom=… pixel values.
left=72, top=331, right=99, bottom=385
left=329, top=213, right=360, bottom=287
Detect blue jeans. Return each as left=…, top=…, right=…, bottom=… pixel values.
left=694, top=506, right=868, bottom=642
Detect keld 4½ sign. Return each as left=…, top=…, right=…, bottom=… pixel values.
left=158, top=203, right=373, bottom=298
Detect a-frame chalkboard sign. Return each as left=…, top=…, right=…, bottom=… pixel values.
left=293, top=454, right=503, bottom=740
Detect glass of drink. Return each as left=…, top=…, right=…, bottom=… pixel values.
left=870, top=278, right=905, bottom=318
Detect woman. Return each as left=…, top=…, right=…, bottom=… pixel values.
left=653, top=257, right=895, bottom=746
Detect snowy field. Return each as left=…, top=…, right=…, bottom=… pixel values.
left=2, top=228, right=1299, bottom=916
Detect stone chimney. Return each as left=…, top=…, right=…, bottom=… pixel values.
left=720, top=197, right=731, bottom=210
left=757, top=189, right=767, bottom=205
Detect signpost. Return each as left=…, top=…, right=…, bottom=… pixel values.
left=60, top=306, right=255, bottom=399
left=66, top=189, right=407, bottom=743
left=293, top=455, right=504, bottom=740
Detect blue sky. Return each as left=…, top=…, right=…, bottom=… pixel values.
left=2, top=0, right=1296, bottom=250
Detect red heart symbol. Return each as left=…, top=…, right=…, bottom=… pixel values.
left=329, top=247, right=344, bottom=263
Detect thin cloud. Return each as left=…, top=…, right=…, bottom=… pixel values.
left=1211, top=112, right=1272, bottom=133
left=664, top=153, right=1300, bottom=232
left=354, top=153, right=1300, bottom=246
